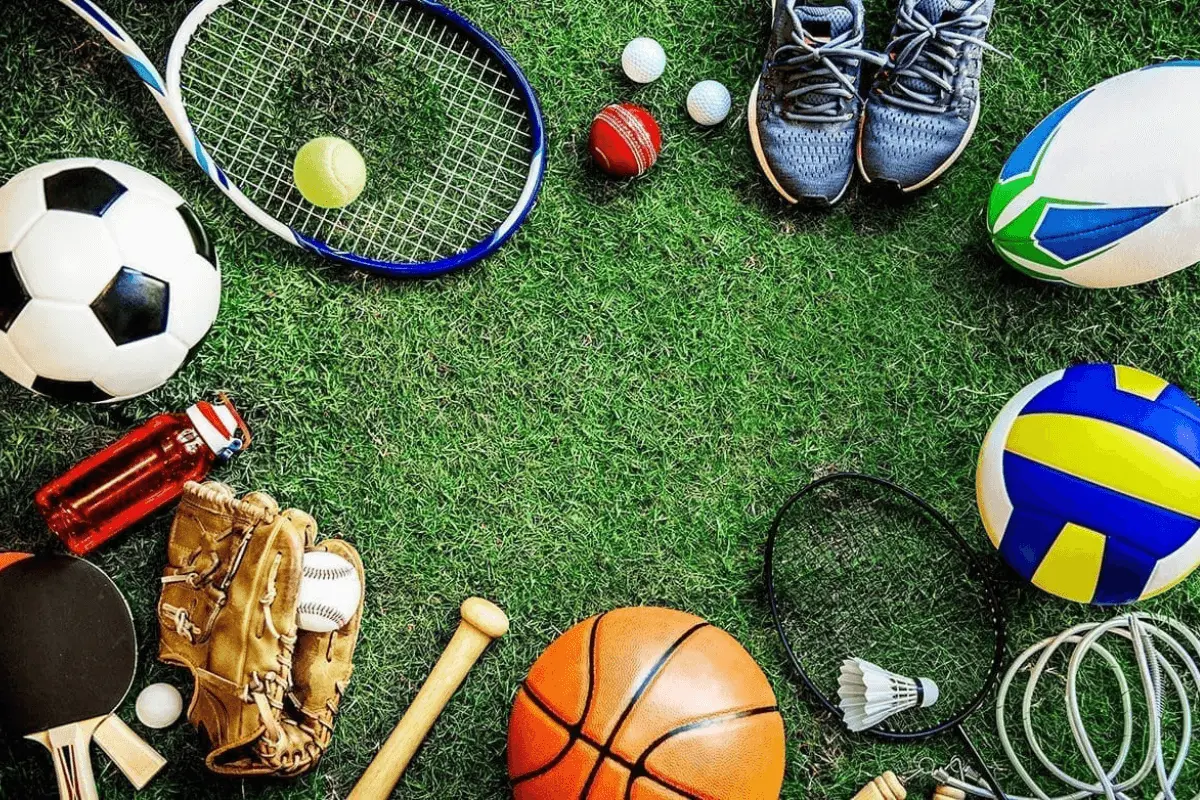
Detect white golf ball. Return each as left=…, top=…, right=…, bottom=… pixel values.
left=136, top=683, right=184, bottom=729
left=622, top=38, right=666, bottom=84
left=687, top=80, right=732, bottom=126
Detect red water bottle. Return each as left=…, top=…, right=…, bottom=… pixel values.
left=35, top=395, right=250, bottom=555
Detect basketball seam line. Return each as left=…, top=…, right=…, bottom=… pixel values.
left=516, top=681, right=748, bottom=800
left=579, top=622, right=711, bottom=799
left=515, top=682, right=781, bottom=800
left=509, top=613, right=608, bottom=787
left=630, top=705, right=783, bottom=800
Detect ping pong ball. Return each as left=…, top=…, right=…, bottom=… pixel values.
left=621, top=38, right=666, bottom=84
left=294, top=136, right=367, bottom=208
left=136, top=683, right=184, bottom=729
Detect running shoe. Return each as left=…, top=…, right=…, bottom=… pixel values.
left=749, top=0, right=885, bottom=206
left=858, top=0, right=999, bottom=191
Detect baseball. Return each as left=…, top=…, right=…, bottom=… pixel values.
left=136, top=683, right=184, bottom=729
left=297, top=551, right=362, bottom=633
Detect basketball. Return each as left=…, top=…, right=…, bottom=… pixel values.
left=508, top=606, right=786, bottom=799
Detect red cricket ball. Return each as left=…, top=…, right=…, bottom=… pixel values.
left=589, top=103, right=662, bottom=178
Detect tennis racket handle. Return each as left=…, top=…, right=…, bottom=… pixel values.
left=27, top=717, right=105, bottom=800
left=94, top=714, right=167, bottom=789
left=932, top=787, right=967, bottom=800
left=348, top=598, right=509, bottom=800
left=852, top=772, right=906, bottom=800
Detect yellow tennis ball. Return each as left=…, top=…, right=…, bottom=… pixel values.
left=293, top=136, right=367, bottom=208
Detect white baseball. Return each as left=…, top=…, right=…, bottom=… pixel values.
left=136, top=683, right=183, bottom=729
left=296, top=551, right=362, bottom=633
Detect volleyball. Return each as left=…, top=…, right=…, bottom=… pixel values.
left=977, top=363, right=1200, bottom=604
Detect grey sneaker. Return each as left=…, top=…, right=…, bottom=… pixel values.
left=749, top=0, right=885, bottom=206
left=858, top=0, right=998, bottom=191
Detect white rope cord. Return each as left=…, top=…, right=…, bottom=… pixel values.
left=935, top=613, right=1200, bottom=800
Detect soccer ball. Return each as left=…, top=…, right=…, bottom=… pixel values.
left=0, top=159, right=220, bottom=402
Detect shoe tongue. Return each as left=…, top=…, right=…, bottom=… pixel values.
left=796, top=5, right=855, bottom=43
left=912, top=0, right=970, bottom=22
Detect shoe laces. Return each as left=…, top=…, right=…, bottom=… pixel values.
left=772, top=2, right=885, bottom=123
left=875, top=0, right=1004, bottom=113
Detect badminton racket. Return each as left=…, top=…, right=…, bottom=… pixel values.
left=59, top=0, right=547, bottom=277
left=765, top=472, right=1009, bottom=798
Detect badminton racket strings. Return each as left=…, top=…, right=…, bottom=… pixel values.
left=768, top=473, right=1005, bottom=737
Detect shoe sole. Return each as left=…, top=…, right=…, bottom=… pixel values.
left=856, top=94, right=982, bottom=192
left=746, top=0, right=851, bottom=207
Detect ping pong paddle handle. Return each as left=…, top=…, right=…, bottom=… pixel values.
left=94, top=715, right=167, bottom=789
left=348, top=598, right=509, bottom=800
left=27, top=717, right=105, bottom=800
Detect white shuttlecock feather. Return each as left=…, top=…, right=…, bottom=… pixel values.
left=837, top=657, right=939, bottom=732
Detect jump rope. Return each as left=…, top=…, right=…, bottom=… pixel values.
left=939, top=613, right=1200, bottom=800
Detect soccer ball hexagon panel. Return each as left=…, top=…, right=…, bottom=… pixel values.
left=0, top=159, right=220, bottom=403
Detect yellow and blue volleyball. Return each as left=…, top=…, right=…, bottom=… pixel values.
left=977, top=363, right=1200, bottom=604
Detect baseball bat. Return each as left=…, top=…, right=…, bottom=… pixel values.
left=348, top=598, right=509, bottom=800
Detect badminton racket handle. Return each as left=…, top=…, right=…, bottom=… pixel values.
left=348, top=598, right=509, bottom=800
left=957, top=725, right=1007, bottom=800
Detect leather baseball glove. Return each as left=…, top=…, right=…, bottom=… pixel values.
left=157, top=481, right=364, bottom=777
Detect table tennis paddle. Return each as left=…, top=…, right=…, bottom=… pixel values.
left=0, top=552, right=165, bottom=789
left=0, top=554, right=144, bottom=799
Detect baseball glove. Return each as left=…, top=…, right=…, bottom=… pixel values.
left=157, top=481, right=364, bottom=777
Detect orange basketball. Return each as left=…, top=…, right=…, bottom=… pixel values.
left=508, top=606, right=785, bottom=800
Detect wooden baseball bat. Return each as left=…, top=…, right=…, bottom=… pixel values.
left=348, top=598, right=509, bottom=800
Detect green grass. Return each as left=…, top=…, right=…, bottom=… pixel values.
left=3, top=0, right=1200, bottom=797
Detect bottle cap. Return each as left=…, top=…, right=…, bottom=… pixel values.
left=186, top=395, right=250, bottom=459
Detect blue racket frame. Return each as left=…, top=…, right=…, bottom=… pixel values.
left=61, top=0, right=547, bottom=278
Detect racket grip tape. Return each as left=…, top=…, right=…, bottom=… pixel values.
left=348, top=598, right=509, bottom=800
left=94, top=715, right=167, bottom=789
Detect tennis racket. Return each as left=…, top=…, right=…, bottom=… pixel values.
left=59, top=0, right=547, bottom=278
left=765, top=473, right=1010, bottom=799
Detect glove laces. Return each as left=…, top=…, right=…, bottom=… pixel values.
left=773, top=0, right=885, bottom=123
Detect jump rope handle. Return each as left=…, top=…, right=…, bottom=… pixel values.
left=852, top=771, right=907, bottom=800
left=347, top=598, right=510, bottom=800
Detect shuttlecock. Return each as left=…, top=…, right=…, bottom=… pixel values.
left=837, top=657, right=939, bottom=732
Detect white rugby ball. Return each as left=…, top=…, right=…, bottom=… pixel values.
left=989, top=62, right=1200, bottom=288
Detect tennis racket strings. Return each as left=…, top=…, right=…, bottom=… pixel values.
left=767, top=473, right=1005, bottom=738
left=171, top=0, right=542, bottom=271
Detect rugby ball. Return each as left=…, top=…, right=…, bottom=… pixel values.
left=988, top=62, right=1200, bottom=288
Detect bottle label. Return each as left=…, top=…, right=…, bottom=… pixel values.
left=186, top=399, right=248, bottom=457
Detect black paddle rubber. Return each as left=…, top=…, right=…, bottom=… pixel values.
left=0, top=554, right=136, bottom=737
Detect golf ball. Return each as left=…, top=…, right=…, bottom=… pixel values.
left=686, top=80, right=732, bottom=126
left=622, top=38, right=666, bottom=84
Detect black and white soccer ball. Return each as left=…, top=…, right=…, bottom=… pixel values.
left=0, top=159, right=220, bottom=403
